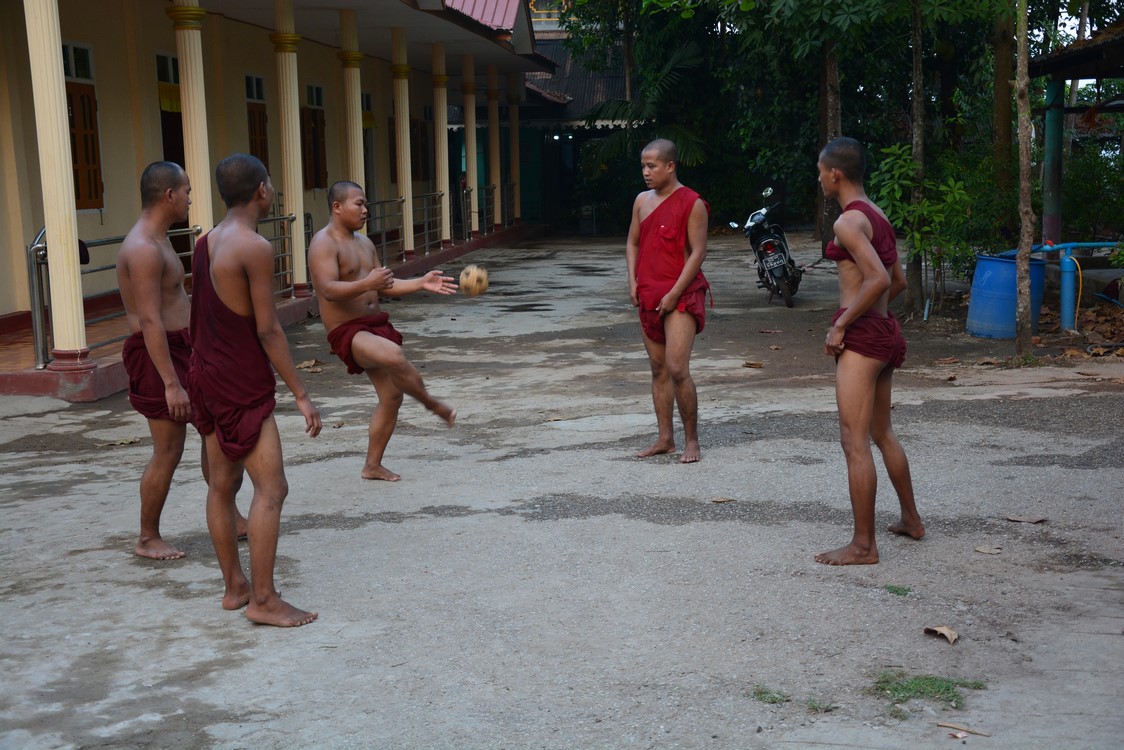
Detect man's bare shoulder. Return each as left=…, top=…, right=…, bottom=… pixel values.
left=118, top=226, right=168, bottom=269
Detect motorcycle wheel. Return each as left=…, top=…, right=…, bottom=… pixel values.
left=778, top=277, right=794, bottom=308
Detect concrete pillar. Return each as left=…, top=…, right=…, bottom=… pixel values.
left=270, top=0, right=309, bottom=294
left=462, top=54, right=478, bottom=236
left=338, top=9, right=363, bottom=185
left=1042, top=78, right=1064, bottom=244
left=23, top=0, right=90, bottom=370
left=507, top=73, right=522, bottom=222
left=392, top=28, right=414, bottom=255
left=432, top=43, right=451, bottom=245
left=487, top=65, right=501, bottom=228
left=166, top=0, right=214, bottom=232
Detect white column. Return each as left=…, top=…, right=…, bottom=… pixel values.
left=486, top=65, right=501, bottom=229
left=271, top=0, right=309, bottom=294
left=338, top=10, right=363, bottom=184
left=508, top=74, right=522, bottom=221
left=432, top=43, right=451, bottom=245
left=23, top=0, right=90, bottom=369
left=462, top=54, right=478, bottom=236
left=392, top=28, right=414, bottom=255
left=166, top=0, right=214, bottom=232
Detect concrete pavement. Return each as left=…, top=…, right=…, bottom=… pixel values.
left=1, top=233, right=1122, bottom=749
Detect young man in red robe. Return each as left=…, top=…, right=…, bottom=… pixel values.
left=625, top=139, right=710, bottom=463
left=816, top=136, right=924, bottom=565
left=117, top=162, right=246, bottom=560
left=308, top=181, right=457, bottom=482
left=190, top=153, right=322, bottom=626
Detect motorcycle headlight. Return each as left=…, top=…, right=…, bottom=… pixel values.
left=750, top=210, right=766, bottom=224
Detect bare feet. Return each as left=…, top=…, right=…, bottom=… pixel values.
left=887, top=520, right=926, bottom=539
left=134, top=537, right=185, bottom=560
left=636, top=439, right=675, bottom=458
left=245, top=596, right=318, bottom=627
left=815, top=543, right=880, bottom=566
left=222, top=580, right=251, bottom=611
left=431, top=402, right=456, bottom=427
left=362, top=464, right=402, bottom=482
left=680, top=439, right=701, bottom=464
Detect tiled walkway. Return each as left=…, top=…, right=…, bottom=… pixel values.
left=0, top=313, right=129, bottom=373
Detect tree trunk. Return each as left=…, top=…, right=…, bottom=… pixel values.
left=621, top=0, right=634, bottom=103
left=993, top=12, right=1014, bottom=196
left=903, top=0, right=925, bottom=316
left=1015, top=0, right=1035, bottom=355
left=817, top=40, right=841, bottom=255
left=1063, top=3, right=1089, bottom=157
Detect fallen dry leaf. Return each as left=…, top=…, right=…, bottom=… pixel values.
left=934, top=357, right=960, bottom=365
left=742, top=360, right=764, bottom=368
left=1089, top=346, right=1110, bottom=356
left=305, top=367, right=323, bottom=374
left=976, top=357, right=999, bottom=366
left=924, top=625, right=959, bottom=644
left=948, top=732, right=969, bottom=740
left=1076, top=371, right=1100, bottom=377
left=1007, top=515, right=1047, bottom=524
left=331, top=421, right=345, bottom=429
left=769, top=345, right=782, bottom=350
left=711, top=497, right=736, bottom=504
left=758, top=329, right=783, bottom=334
left=947, top=374, right=957, bottom=382
left=100, top=438, right=140, bottom=447
left=296, top=358, right=324, bottom=370
left=938, top=722, right=992, bottom=737
left=1063, top=348, right=1090, bottom=358
left=975, top=545, right=1002, bottom=555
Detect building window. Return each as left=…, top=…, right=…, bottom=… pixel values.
left=300, top=85, right=326, bottom=189
left=247, top=103, right=269, bottom=172
left=63, top=44, right=102, bottom=210
left=156, top=54, right=179, bottom=84
left=246, top=75, right=265, bottom=103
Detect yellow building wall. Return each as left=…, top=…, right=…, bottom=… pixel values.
left=0, top=1, right=432, bottom=320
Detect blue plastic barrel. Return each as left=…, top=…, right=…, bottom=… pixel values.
left=965, top=255, right=1045, bottom=339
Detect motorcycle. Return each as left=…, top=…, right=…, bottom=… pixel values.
left=730, top=187, right=802, bottom=308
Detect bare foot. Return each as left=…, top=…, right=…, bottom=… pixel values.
left=887, top=520, right=926, bottom=539
left=431, top=402, right=456, bottom=427
left=680, top=439, right=701, bottom=464
left=636, top=439, right=675, bottom=458
left=222, top=581, right=251, bottom=611
left=245, top=596, right=318, bottom=627
left=134, top=538, right=185, bottom=560
left=362, top=464, right=402, bottom=481
left=815, top=543, right=880, bottom=566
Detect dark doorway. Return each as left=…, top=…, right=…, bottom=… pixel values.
left=159, top=109, right=192, bottom=269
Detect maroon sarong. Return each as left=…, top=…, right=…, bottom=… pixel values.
left=832, top=307, right=907, bottom=369
left=326, top=312, right=404, bottom=375
left=188, top=233, right=277, bottom=462
left=122, top=328, right=192, bottom=422
left=635, top=186, right=710, bottom=344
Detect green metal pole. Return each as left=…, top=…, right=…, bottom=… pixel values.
left=1042, top=78, right=1064, bottom=243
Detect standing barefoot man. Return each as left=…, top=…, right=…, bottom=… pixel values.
left=309, top=181, right=457, bottom=482
left=815, top=137, right=924, bottom=566
left=117, top=161, right=246, bottom=560
left=190, top=154, right=322, bottom=626
left=625, top=139, right=710, bottom=463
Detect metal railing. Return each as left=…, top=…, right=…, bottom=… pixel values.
left=25, top=225, right=202, bottom=370
left=412, top=191, right=444, bottom=257
left=501, top=182, right=516, bottom=229
left=367, top=196, right=405, bottom=265
left=24, top=214, right=297, bottom=369
left=456, top=186, right=474, bottom=242
left=256, top=213, right=297, bottom=296
left=479, top=184, right=495, bottom=237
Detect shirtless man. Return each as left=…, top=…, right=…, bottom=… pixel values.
left=815, top=136, right=924, bottom=565
left=309, top=181, right=456, bottom=482
left=625, top=138, right=710, bottom=463
left=190, top=153, right=322, bottom=626
left=116, top=161, right=246, bottom=560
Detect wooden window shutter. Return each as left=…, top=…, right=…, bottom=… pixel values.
left=247, top=102, right=269, bottom=172
left=67, top=82, right=103, bottom=209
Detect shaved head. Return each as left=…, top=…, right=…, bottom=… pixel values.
left=140, top=161, right=187, bottom=208
left=820, top=137, right=866, bottom=182
left=642, top=138, right=679, bottom=164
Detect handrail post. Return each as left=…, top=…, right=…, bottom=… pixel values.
left=25, top=229, right=50, bottom=369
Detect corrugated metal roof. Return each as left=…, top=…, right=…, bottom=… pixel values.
left=445, top=0, right=520, bottom=31
left=524, top=38, right=625, bottom=121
